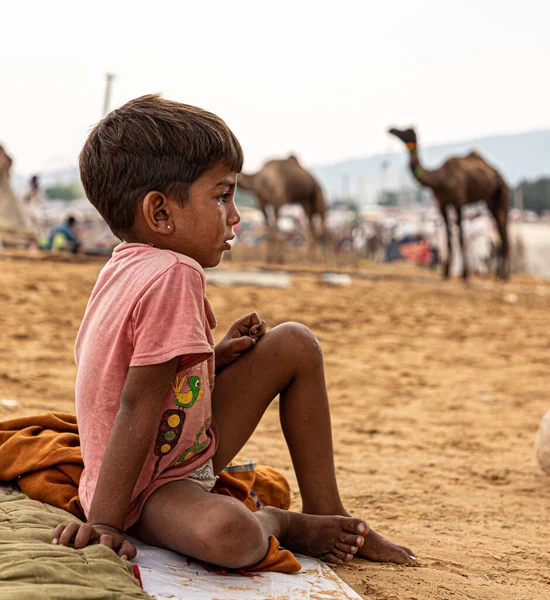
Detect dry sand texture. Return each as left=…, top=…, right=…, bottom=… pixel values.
left=1, top=255, right=549, bottom=599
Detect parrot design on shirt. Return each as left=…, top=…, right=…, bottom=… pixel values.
left=150, top=372, right=205, bottom=479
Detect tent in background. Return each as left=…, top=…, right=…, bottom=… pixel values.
left=0, top=146, right=32, bottom=246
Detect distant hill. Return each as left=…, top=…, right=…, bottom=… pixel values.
left=310, top=129, right=550, bottom=206
left=11, top=129, right=550, bottom=207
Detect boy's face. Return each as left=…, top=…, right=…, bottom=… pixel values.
left=168, top=163, right=241, bottom=268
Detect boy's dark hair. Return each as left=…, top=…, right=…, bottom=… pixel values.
left=79, top=94, right=243, bottom=238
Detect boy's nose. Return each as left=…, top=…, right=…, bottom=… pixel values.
left=228, top=204, right=241, bottom=226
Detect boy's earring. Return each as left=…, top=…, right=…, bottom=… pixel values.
left=167, top=225, right=171, bottom=229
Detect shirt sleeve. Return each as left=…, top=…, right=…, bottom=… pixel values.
left=130, top=263, right=214, bottom=367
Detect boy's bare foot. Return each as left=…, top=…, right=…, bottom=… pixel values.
left=261, top=507, right=367, bottom=565
left=356, top=528, right=416, bottom=564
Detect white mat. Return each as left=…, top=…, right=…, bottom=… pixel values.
left=130, top=537, right=361, bottom=599
left=205, top=269, right=292, bottom=288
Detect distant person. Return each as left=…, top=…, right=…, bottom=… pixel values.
left=429, top=242, right=440, bottom=269
left=22, top=175, right=46, bottom=238
left=415, top=236, right=432, bottom=266
left=47, top=216, right=81, bottom=253
left=52, top=94, right=415, bottom=570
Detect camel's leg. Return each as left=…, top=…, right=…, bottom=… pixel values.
left=273, top=206, right=285, bottom=264
left=314, top=213, right=334, bottom=267
left=491, top=207, right=510, bottom=280
left=305, top=215, right=317, bottom=263
left=455, top=205, right=468, bottom=280
left=439, top=205, right=452, bottom=279
left=323, top=217, right=336, bottom=268
left=259, top=200, right=279, bottom=264
left=257, top=199, right=272, bottom=264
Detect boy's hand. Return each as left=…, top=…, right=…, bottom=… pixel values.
left=52, top=522, right=137, bottom=561
left=215, top=312, right=266, bottom=372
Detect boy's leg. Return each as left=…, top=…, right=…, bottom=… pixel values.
left=129, top=478, right=367, bottom=567
left=212, top=322, right=415, bottom=564
left=129, top=480, right=267, bottom=568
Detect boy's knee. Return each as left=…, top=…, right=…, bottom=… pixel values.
left=271, top=322, right=323, bottom=361
left=198, top=503, right=268, bottom=568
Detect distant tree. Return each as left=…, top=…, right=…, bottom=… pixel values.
left=234, top=187, right=257, bottom=209
left=516, top=178, right=550, bottom=214
left=44, top=182, right=85, bottom=201
left=329, top=199, right=360, bottom=213
left=377, top=190, right=399, bottom=206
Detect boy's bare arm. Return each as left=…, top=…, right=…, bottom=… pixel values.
left=87, top=356, right=180, bottom=527
left=53, top=356, right=180, bottom=554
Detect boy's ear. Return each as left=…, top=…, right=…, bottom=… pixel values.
left=142, top=191, right=173, bottom=235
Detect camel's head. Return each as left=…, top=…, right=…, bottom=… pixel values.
left=388, top=127, right=417, bottom=145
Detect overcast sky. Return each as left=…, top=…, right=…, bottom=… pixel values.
left=1, top=0, right=548, bottom=176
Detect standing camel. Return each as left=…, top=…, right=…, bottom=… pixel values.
left=388, top=127, right=510, bottom=280
left=238, top=155, right=330, bottom=261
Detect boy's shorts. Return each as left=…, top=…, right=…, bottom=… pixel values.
left=186, top=458, right=217, bottom=492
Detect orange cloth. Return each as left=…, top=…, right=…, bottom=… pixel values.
left=0, top=412, right=300, bottom=573
left=241, top=535, right=300, bottom=574
left=213, top=464, right=291, bottom=512
left=253, top=465, right=292, bottom=511
left=0, top=412, right=84, bottom=519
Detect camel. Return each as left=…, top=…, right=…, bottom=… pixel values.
left=388, top=127, right=510, bottom=280
left=237, top=155, right=330, bottom=260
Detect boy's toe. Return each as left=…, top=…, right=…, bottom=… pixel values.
left=323, top=553, right=344, bottom=565
left=396, top=549, right=414, bottom=564
left=336, top=542, right=358, bottom=554
left=400, top=545, right=416, bottom=557
left=341, top=517, right=368, bottom=535
left=329, top=548, right=353, bottom=562
left=340, top=532, right=365, bottom=548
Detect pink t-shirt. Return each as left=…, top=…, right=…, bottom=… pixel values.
left=75, top=243, right=218, bottom=528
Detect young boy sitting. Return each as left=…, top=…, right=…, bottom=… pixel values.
left=52, top=95, right=415, bottom=568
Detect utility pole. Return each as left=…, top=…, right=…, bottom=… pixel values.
left=379, top=159, right=389, bottom=205
left=357, top=175, right=365, bottom=205
left=341, top=173, right=350, bottom=202
left=103, top=73, right=116, bottom=117
left=515, top=184, right=524, bottom=213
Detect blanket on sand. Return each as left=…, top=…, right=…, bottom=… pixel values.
left=0, top=493, right=149, bottom=600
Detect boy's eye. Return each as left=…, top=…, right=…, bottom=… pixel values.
left=217, top=193, right=231, bottom=205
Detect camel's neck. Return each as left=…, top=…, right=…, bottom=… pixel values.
left=406, top=142, right=436, bottom=188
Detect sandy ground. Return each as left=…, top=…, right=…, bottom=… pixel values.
left=1, top=254, right=549, bottom=600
